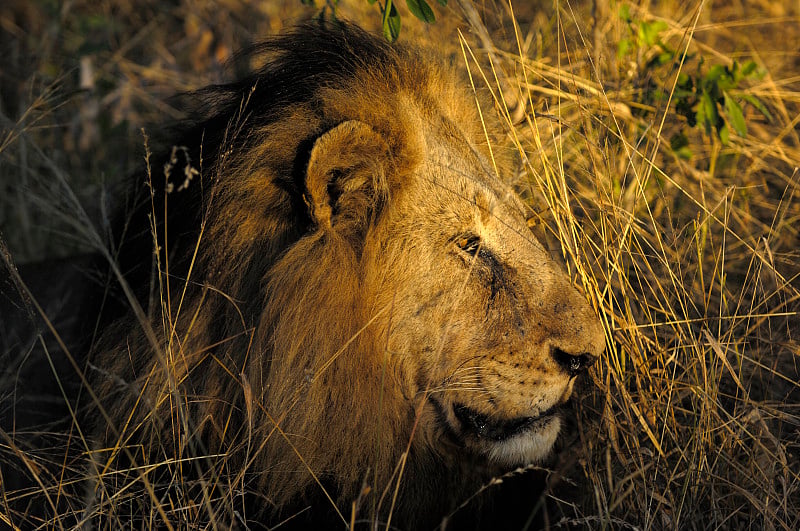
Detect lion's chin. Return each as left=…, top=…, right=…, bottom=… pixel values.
left=441, top=402, right=563, bottom=466
left=482, top=417, right=560, bottom=466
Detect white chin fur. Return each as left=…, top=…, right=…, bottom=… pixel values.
left=484, top=416, right=561, bottom=466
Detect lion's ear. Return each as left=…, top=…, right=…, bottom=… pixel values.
left=305, top=120, right=391, bottom=234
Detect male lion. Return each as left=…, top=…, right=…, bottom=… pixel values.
left=4, top=21, right=605, bottom=529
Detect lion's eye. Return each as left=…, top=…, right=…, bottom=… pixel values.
left=456, top=235, right=482, bottom=257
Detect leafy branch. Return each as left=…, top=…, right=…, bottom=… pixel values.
left=617, top=4, right=771, bottom=158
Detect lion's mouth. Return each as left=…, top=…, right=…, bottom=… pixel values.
left=452, top=403, right=559, bottom=442
left=428, top=398, right=565, bottom=465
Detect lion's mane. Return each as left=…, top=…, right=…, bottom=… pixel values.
left=92, top=21, right=503, bottom=527
left=86, top=20, right=605, bottom=530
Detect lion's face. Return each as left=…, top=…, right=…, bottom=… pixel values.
left=359, top=129, right=606, bottom=467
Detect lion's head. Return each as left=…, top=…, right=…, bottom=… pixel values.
left=92, top=21, right=605, bottom=528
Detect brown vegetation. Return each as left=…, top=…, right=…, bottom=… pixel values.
left=1, top=0, right=798, bottom=530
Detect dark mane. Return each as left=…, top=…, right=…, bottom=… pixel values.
left=112, top=21, right=416, bottom=314
left=87, top=22, right=469, bottom=527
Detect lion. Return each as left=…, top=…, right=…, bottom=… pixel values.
left=79, top=21, right=606, bottom=529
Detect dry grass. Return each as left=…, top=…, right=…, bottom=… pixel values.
left=1, top=0, right=798, bottom=529
left=501, top=2, right=800, bottom=528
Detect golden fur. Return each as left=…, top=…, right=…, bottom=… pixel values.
left=89, top=22, right=605, bottom=528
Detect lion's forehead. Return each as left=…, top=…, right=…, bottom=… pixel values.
left=414, top=133, right=525, bottom=218
left=411, top=175, right=528, bottom=247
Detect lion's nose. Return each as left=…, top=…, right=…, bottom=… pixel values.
left=552, top=347, right=596, bottom=378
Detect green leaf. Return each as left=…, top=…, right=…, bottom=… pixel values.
left=406, top=0, right=435, bottom=23
left=724, top=94, right=747, bottom=137
left=740, top=60, right=758, bottom=78
left=382, top=1, right=401, bottom=42
left=699, top=92, right=718, bottom=134
left=670, top=132, right=693, bottom=160
left=675, top=145, right=693, bottom=160
left=657, top=51, right=673, bottom=65
left=729, top=60, right=740, bottom=81
left=716, top=68, right=736, bottom=91
left=619, top=4, right=631, bottom=22
left=704, top=64, right=726, bottom=84
left=719, top=123, right=730, bottom=145
left=436, top=0, right=448, bottom=6
left=639, top=20, right=667, bottom=47
left=617, top=38, right=632, bottom=59
left=651, top=89, right=667, bottom=103
left=695, top=96, right=706, bottom=130
left=742, top=94, right=773, bottom=122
